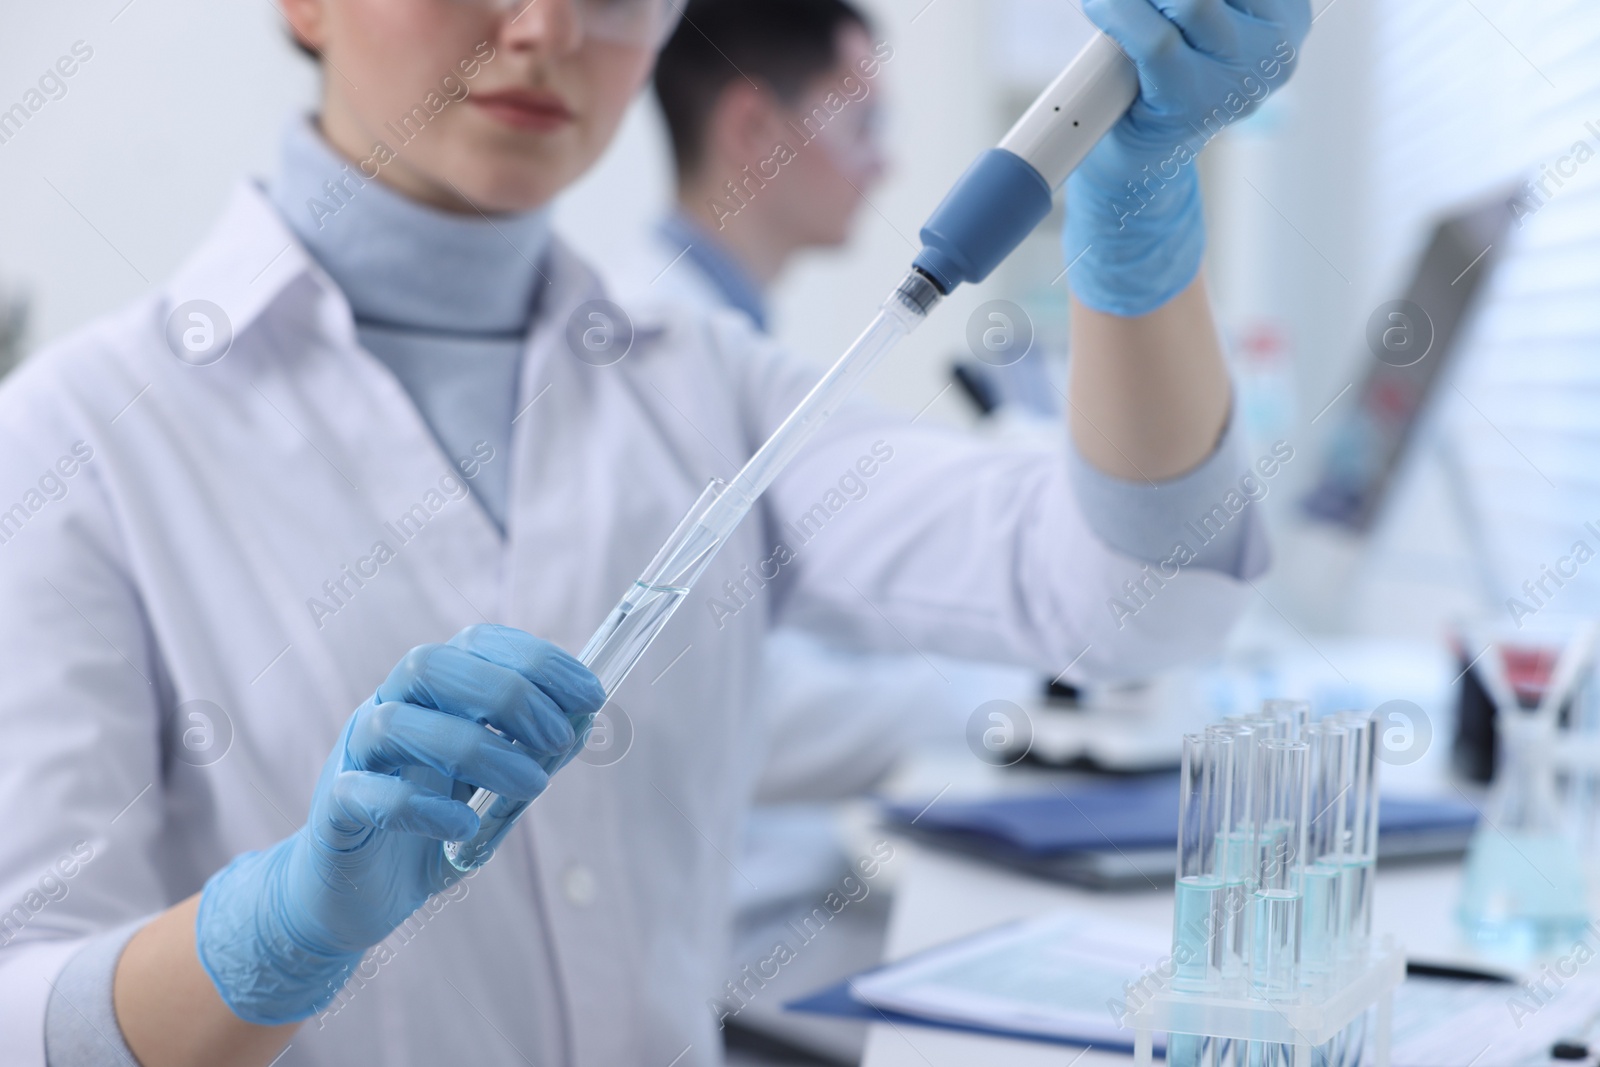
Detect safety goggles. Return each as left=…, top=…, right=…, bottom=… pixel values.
left=792, top=95, right=886, bottom=178
left=445, top=0, right=682, bottom=47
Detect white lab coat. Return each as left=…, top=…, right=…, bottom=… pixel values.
left=0, top=183, right=1248, bottom=1067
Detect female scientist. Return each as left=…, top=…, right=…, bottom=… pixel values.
left=0, top=0, right=1307, bottom=1064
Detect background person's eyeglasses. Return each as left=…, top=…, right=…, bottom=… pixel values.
left=445, top=0, right=681, bottom=47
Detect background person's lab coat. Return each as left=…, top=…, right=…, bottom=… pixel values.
left=0, top=183, right=1249, bottom=1067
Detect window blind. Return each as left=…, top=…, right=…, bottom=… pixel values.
left=1369, top=0, right=1600, bottom=612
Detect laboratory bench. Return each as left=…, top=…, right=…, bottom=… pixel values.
left=857, top=840, right=1497, bottom=1067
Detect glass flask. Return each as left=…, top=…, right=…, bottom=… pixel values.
left=1458, top=710, right=1590, bottom=954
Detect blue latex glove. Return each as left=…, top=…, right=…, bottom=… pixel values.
left=1064, top=0, right=1311, bottom=316
left=195, top=625, right=604, bottom=1025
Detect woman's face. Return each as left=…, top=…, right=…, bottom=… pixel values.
left=281, top=0, right=658, bottom=214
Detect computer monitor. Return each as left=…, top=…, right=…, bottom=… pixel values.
left=1301, top=190, right=1518, bottom=532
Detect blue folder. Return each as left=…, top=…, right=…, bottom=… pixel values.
left=881, top=776, right=1478, bottom=889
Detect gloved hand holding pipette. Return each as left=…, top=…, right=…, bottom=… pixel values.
left=194, top=626, right=604, bottom=1025
left=1065, top=0, right=1312, bottom=316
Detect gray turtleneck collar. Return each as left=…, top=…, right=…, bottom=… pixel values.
left=266, top=118, right=554, bottom=533
left=267, top=117, right=553, bottom=336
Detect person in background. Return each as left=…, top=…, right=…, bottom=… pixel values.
left=608, top=3, right=1027, bottom=1059
left=619, top=0, right=885, bottom=330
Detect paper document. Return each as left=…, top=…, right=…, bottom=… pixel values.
left=848, top=911, right=1170, bottom=1050
left=1388, top=972, right=1600, bottom=1067
left=847, top=911, right=1600, bottom=1064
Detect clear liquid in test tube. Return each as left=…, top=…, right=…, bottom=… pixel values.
left=1251, top=738, right=1309, bottom=1001
left=1326, top=713, right=1379, bottom=1067
left=1171, top=733, right=1223, bottom=1067
left=1206, top=723, right=1256, bottom=989
left=1332, top=711, right=1379, bottom=963
left=1300, top=721, right=1350, bottom=987
left=1299, top=716, right=1350, bottom=1067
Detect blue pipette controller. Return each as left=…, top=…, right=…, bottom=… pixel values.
left=912, top=32, right=1138, bottom=295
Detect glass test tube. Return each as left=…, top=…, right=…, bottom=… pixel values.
left=1207, top=723, right=1257, bottom=988
left=1227, top=710, right=1280, bottom=739
left=1332, top=711, right=1378, bottom=962
left=1208, top=724, right=1257, bottom=882
left=1174, top=732, right=1224, bottom=993
left=1171, top=734, right=1223, bottom=1067
left=1219, top=721, right=1276, bottom=1067
left=1305, top=726, right=1344, bottom=1067
left=1252, top=738, right=1309, bottom=1000
left=1332, top=714, right=1379, bottom=1067
left=1261, top=699, right=1312, bottom=741
left=1300, top=721, right=1350, bottom=985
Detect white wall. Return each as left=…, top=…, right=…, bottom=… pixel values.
left=0, top=1, right=316, bottom=348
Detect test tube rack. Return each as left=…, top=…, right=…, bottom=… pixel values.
left=1126, top=937, right=1404, bottom=1067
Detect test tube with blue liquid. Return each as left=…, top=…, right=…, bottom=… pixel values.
left=1323, top=711, right=1378, bottom=1067
left=1207, top=723, right=1257, bottom=989
left=1300, top=721, right=1349, bottom=985
left=1330, top=711, right=1378, bottom=964
left=1302, top=721, right=1351, bottom=1066
left=1251, top=738, right=1309, bottom=1067
left=1170, top=732, right=1224, bottom=1067
left=1219, top=717, right=1280, bottom=1067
